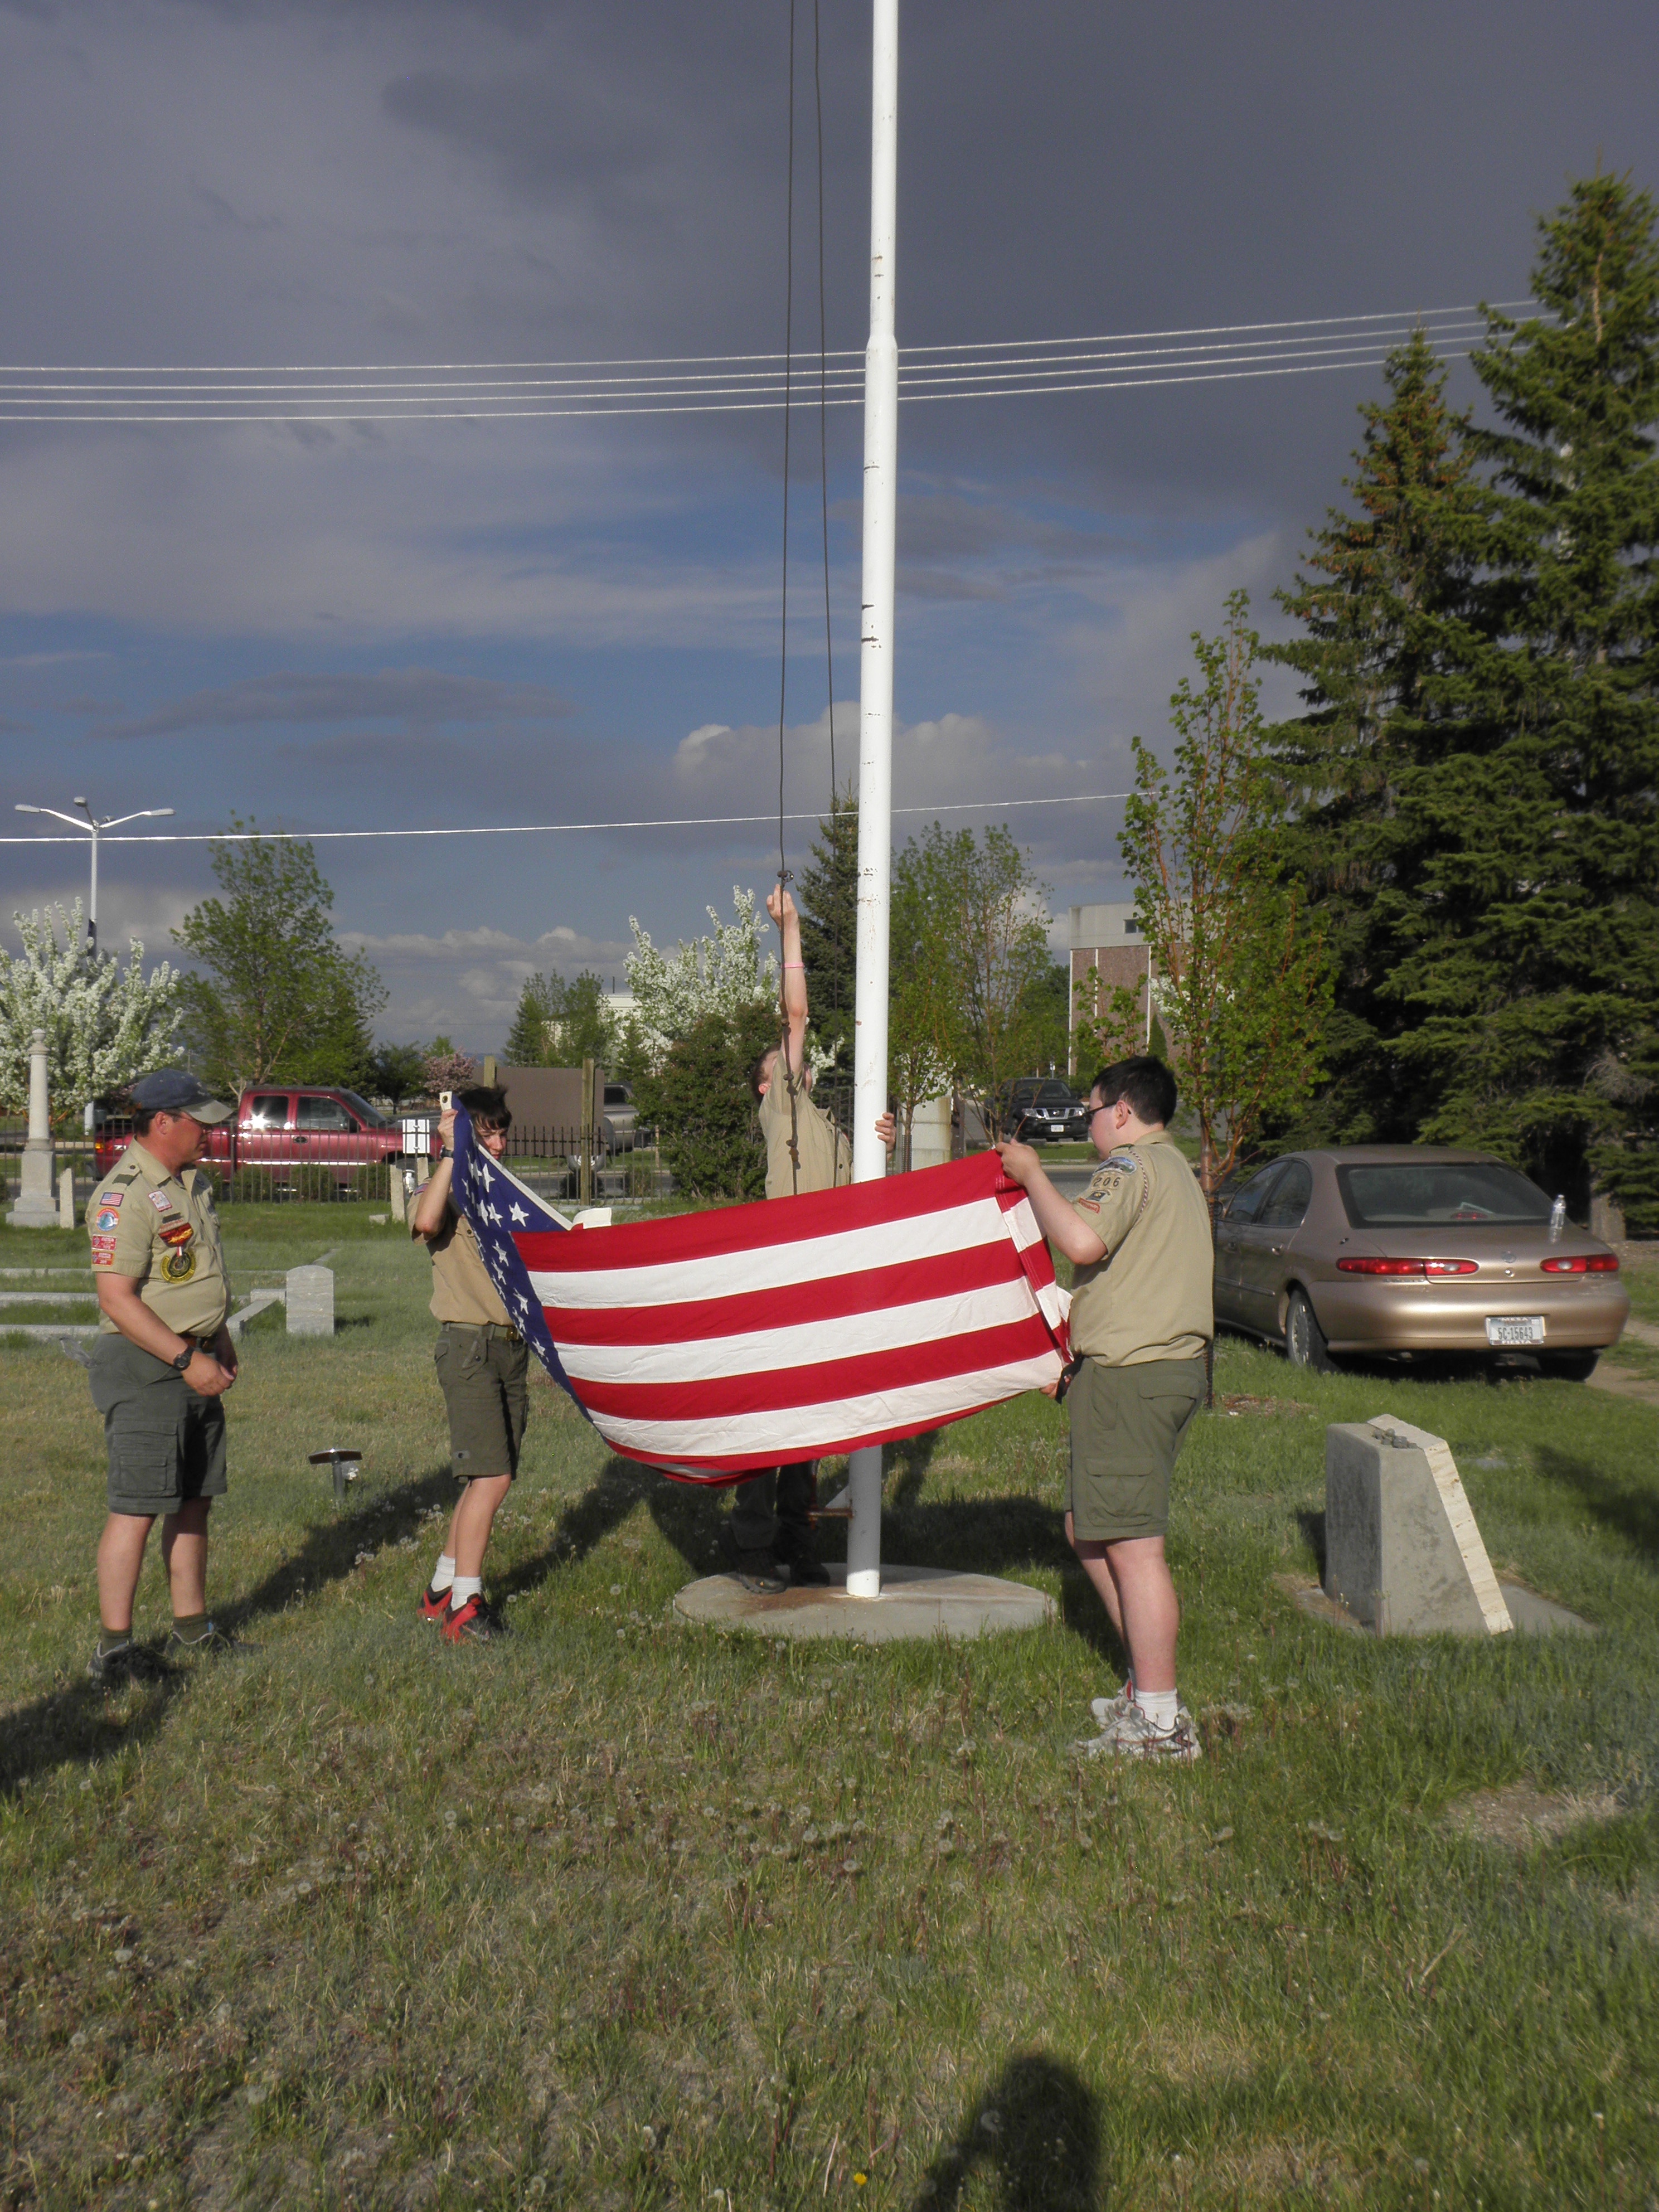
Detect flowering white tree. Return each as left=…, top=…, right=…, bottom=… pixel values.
left=0, top=901, right=184, bottom=1129
left=622, top=887, right=779, bottom=1070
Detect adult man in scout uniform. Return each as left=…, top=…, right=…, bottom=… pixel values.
left=411, top=1085, right=526, bottom=1642
left=85, top=1068, right=239, bottom=1682
left=997, top=1054, right=1212, bottom=1762
left=719, top=884, right=895, bottom=1588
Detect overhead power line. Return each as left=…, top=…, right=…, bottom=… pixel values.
left=0, top=303, right=1535, bottom=425
left=0, top=792, right=1132, bottom=848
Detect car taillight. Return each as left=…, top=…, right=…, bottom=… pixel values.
left=1541, top=1254, right=1620, bottom=1273
left=1335, top=1257, right=1478, bottom=1277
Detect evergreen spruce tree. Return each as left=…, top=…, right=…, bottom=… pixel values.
left=1263, top=327, right=1486, bottom=1142
left=794, top=788, right=858, bottom=1069
left=1390, top=174, right=1659, bottom=1211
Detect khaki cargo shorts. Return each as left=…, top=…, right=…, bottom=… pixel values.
left=89, top=1334, right=229, bottom=1519
left=1066, top=1355, right=1206, bottom=1542
left=434, top=1323, right=530, bottom=1481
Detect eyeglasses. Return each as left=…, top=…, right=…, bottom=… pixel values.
left=1088, top=1100, right=1120, bottom=1122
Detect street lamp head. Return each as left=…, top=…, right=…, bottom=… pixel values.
left=74, top=795, right=88, bottom=809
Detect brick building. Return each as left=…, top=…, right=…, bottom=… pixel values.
left=1069, top=900, right=1153, bottom=1077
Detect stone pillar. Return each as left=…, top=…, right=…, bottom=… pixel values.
left=57, top=1165, right=76, bottom=1230
left=8, top=1029, right=60, bottom=1228
left=907, top=1095, right=952, bottom=1171
left=286, top=1264, right=335, bottom=1337
left=389, top=1164, right=407, bottom=1222
left=1324, top=1414, right=1512, bottom=1636
left=1589, top=1187, right=1626, bottom=1245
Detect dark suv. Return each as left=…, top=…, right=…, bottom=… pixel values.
left=999, top=1079, right=1088, bottom=1143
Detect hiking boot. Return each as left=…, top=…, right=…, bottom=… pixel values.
left=717, top=1521, right=787, bottom=1591
left=419, top=1583, right=453, bottom=1622
left=1075, top=1702, right=1199, bottom=1764
left=442, top=1592, right=508, bottom=1643
left=86, top=1639, right=168, bottom=1686
left=167, top=1619, right=250, bottom=1659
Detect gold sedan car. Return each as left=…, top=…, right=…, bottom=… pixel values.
left=1214, top=1146, right=1629, bottom=1378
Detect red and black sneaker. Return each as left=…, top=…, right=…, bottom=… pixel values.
left=419, top=1583, right=453, bottom=1622
left=442, top=1592, right=508, bottom=1643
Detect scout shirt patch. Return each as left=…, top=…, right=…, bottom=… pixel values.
left=90, top=1235, right=118, bottom=1266
left=100, top=1189, right=123, bottom=1208
left=93, top=1207, right=122, bottom=1232
left=1103, top=1151, right=1139, bottom=1173
left=161, top=1245, right=197, bottom=1283
left=148, top=1190, right=171, bottom=1213
left=158, top=1220, right=195, bottom=1250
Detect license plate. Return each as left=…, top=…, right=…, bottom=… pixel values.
left=1486, top=1316, right=1545, bottom=1346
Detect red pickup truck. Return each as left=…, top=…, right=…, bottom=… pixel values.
left=94, top=1085, right=418, bottom=1184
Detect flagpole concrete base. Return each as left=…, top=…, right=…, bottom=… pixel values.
left=672, top=1563, right=1053, bottom=1643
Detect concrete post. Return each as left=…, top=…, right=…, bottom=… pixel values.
left=579, top=1056, right=594, bottom=1210
left=907, top=1096, right=952, bottom=1171
left=57, top=1165, right=76, bottom=1229
left=8, top=1029, right=60, bottom=1227
left=389, top=1164, right=406, bottom=1222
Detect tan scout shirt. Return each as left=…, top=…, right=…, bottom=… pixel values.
left=1066, top=1128, right=1214, bottom=1365
left=413, top=1197, right=511, bottom=1327
left=88, top=1142, right=230, bottom=1338
left=759, top=1070, right=851, bottom=1199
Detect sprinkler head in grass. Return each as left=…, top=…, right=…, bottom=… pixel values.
left=308, top=1446, right=363, bottom=1506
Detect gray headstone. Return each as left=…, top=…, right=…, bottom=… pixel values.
left=389, top=1166, right=406, bottom=1222
left=286, top=1264, right=335, bottom=1337
left=1323, top=1414, right=1512, bottom=1637
left=58, top=1166, right=76, bottom=1230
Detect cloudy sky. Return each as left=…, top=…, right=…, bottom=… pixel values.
left=3, top=0, right=1656, bottom=1051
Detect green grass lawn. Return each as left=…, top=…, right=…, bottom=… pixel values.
left=2, top=1207, right=1656, bottom=2208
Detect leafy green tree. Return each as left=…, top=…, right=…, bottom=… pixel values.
left=890, top=823, right=1054, bottom=1137
left=505, top=971, right=617, bottom=1068
left=630, top=1000, right=779, bottom=1200
left=364, top=1041, right=428, bottom=1108
left=1383, top=173, right=1659, bottom=1212
left=0, top=900, right=183, bottom=1129
left=173, top=825, right=386, bottom=1095
left=1262, top=327, right=1486, bottom=1143
left=1108, top=593, right=1332, bottom=1194
left=796, top=788, right=858, bottom=1069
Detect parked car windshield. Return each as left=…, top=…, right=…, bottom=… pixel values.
left=1336, top=1161, right=1553, bottom=1228
left=1031, top=1082, right=1076, bottom=1108
left=337, top=1089, right=386, bottom=1126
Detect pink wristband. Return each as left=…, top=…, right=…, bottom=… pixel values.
left=783, top=962, right=804, bottom=970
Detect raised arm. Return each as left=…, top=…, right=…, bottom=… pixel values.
left=995, top=1138, right=1108, bottom=1267
left=765, top=884, right=809, bottom=1078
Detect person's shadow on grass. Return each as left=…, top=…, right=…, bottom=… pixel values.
left=1536, top=1444, right=1659, bottom=1563
left=911, top=2050, right=1104, bottom=2210
left=0, top=1463, right=458, bottom=1798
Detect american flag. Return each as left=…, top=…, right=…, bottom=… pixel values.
left=454, top=1108, right=1069, bottom=1483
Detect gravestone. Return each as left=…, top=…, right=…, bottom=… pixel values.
left=286, top=1264, right=335, bottom=1338
left=389, top=1166, right=406, bottom=1223
left=57, top=1166, right=76, bottom=1230
left=1323, top=1413, right=1512, bottom=1637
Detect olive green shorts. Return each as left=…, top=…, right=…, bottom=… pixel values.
left=1066, top=1355, right=1206, bottom=1542
left=434, top=1324, right=530, bottom=1481
left=89, top=1334, right=229, bottom=1519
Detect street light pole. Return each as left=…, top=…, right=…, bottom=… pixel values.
left=14, top=797, right=176, bottom=1136
left=12, top=798, right=175, bottom=955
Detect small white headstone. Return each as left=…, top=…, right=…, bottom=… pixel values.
left=1324, top=1413, right=1512, bottom=1637
left=58, top=1166, right=76, bottom=1230
left=286, top=1264, right=335, bottom=1338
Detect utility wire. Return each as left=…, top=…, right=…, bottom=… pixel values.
left=0, top=793, right=1133, bottom=847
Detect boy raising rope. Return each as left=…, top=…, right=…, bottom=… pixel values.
left=719, top=884, right=895, bottom=1588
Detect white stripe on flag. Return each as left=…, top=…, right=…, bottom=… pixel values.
left=556, top=1276, right=1039, bottom=1387
left=590, top=1352, right=1064, bottom=1462
left=529, top=1191, right=1011, bottom=1311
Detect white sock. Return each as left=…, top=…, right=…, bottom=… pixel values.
left=1134, top=1688, right=1180, bottom=1731
left=430, top=1554, right=455, bottom=1594
left=450, top=1575, right=482, bottom=1608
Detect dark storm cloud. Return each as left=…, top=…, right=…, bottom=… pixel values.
left=96, top=668, right=574, bottom=739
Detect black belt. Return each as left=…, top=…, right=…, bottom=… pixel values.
left=443, top=1320, right=522, bottom=1343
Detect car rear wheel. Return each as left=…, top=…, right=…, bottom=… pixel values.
left=1537, top=1349, right=1600, bottom=1381
left=1284, top=1288, right=1333, bottom=1373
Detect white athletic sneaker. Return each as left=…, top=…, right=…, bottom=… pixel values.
left=1075, top=1702, right=1199, bottom=1764
left=1089, top=1689, right=1192, bottom=1730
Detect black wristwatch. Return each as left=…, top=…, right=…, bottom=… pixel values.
left=171, top=1343, right=197, bottom=1372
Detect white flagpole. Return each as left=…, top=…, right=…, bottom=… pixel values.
left=846, top=0, right=899, bottom=1601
